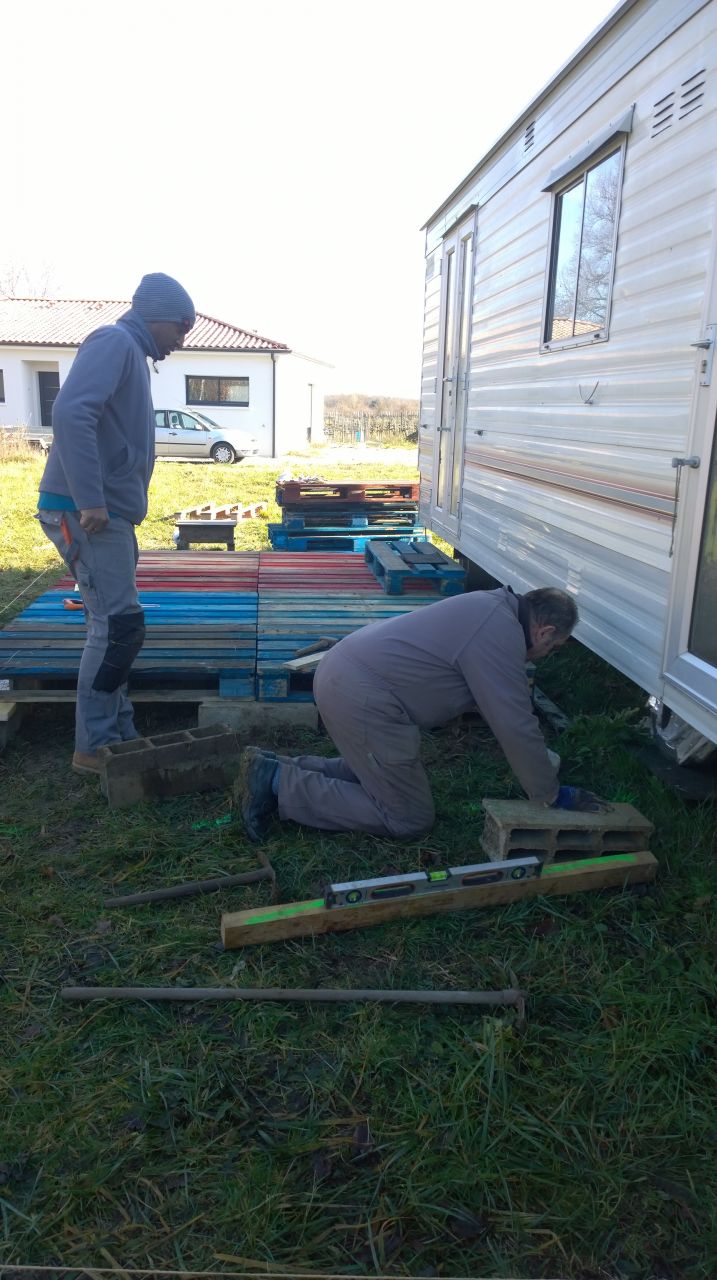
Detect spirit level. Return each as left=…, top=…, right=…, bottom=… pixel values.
left=324, top=855, right=542, bottom=908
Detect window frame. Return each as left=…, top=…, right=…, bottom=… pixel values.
left=540, top=136, right=628, bottom=354
left=185, top=374, right=250, bottom=408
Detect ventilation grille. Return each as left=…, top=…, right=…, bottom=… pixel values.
left=652, top=69, right=706, bottom=137
left=679, top=69, right=706, bottom=119
left=524, top=121, right=536, bottom=152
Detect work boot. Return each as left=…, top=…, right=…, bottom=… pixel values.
left=72, top=750, right=103, bottom=775
left=236, top=746, right=278, bottom=841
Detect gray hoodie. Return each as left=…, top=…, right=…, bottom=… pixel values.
left=39, top=309, right=160, bottom=525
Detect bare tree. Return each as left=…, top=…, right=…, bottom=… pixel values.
left=0, top=260, right=57, bottom=299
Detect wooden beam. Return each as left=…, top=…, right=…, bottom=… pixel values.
left=221, top=850, right=658, bottom=948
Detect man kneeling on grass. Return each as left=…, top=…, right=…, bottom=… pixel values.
left=236, top=584, right=607, bottom=842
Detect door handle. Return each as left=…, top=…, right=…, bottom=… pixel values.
left=690, top=324, right=716, bottom=386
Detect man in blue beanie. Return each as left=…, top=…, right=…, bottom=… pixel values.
left=36, top=272, right=196, bottom=774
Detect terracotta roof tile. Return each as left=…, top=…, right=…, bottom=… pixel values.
left=0, top=298, right=290, bottom=352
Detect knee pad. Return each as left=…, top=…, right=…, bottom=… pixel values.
left=92, top=608, right=145, bottom=693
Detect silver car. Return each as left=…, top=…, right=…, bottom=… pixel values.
left=154, top=409, right=260, bottom=464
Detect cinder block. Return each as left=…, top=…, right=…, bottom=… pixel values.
left=98, top=723, right=244, bottom=808
left=0, top=702, right=23, bottom=751
left=198, top=699, right=319, bottom=732
left=480, top=797, right=654, bottom=863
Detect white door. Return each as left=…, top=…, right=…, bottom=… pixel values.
left=431, top=213, right=475, bottom=542
left=663, top=241, right=717, bottom=737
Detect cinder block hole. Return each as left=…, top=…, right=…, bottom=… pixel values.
left=148, top=731, right=192, bottom=746
left=511, top=829, right=549, bottom=843
left=106, top=739, right=148, bottom=756
left=556, top=830, right=594, bottom=847
left=602, top=831, right=637, bottom=849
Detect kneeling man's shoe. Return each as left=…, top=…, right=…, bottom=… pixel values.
left=72, top=751, right=103, bottom=775
left=237, top=746, right=278, bottom=841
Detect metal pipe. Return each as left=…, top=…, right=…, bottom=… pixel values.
left=104, top=867, right=273, bottom=909
left=61, top=985, right=526, bottom=1007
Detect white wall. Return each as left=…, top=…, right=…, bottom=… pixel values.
left=0, top=348, right=73, bottom=428
left=274, top=352, right=327, bottom=454
left=151, top=349, right=275, bottom=453
left=1, top=342, right=329, bottom=456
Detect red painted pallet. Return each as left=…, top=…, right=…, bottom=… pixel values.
left=57, top=551, right=260, bottom=593
left=258, top=552, right=382, bottom=593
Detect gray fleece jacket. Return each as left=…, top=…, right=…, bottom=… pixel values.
left=334, top=586, right=560, bottom=803
left=39, top=310, right=160, bottom=524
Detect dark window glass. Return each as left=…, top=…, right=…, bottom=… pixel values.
left=0, top=369, right=4, bottom=402
left=186, top=375, right=249, bottom=406
left=545, top=148, right=622, bottom=344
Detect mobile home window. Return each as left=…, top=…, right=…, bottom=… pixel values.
left=543, top=145, right=624, bottom=348
left=0, top=369, right=4, bottom=402
left=185, top=375, right=249, bottom=407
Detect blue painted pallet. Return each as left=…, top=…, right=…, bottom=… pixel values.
left=365, top=540, right=466, bottom=596
left=255, top=591, right=437, bottom=700
left=268, top=525, right=427, bottom=553
left=280, top=509, right=418, bottom=531
left=9, top=589, right=258, bottom=625
left=0, top=589, right=258, bottom=697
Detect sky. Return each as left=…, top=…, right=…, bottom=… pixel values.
left=3, top=0, right=619, bottom=397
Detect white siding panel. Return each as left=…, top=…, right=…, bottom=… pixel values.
left=420, top=0, right=717, bottom=728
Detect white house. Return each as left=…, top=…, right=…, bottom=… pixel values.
left=0, top=298, right=328, bottom=455
left=419, top=0, right=717, bottom=758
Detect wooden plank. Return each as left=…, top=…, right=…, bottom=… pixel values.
left=221, top=851, right=658, bottom=947
left=0, top=689, right=222, bottom=703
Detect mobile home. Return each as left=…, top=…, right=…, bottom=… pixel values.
left=419, top=0, right=717, bottom=759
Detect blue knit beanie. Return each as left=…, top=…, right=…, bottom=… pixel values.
left=132, top=273, right=196, bottom=326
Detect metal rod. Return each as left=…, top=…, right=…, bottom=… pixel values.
left=104, top=867, right=273, bottom=909
left=61, top=985, right=526, bottom=1007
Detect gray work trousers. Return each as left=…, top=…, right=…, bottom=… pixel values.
left=277, top=648, right=435, bottom=838
left=36, top=510, right=145, bottom=754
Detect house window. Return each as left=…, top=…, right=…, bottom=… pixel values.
left=543, top=145, right=624, bottom=348
left=186, top=375, right=249, bottom=407
left=0, top=370, right=4, bottom=402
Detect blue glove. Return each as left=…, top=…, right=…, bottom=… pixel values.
left=553, top=785, right=609, bottom=813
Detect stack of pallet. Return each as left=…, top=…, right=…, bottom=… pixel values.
left=268, top=479, right=426, bottom=552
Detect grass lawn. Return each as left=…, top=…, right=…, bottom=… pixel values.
left=1, top=447, right=716, bottom=1279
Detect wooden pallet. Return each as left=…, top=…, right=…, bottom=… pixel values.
left=277, top=480, right=420, bottom=507
left=365, top=539, right=466, bottom=596
left=0, top=590, right=258, bottom=698
left=58, top=550, right=260, bottom=593
left=255, top=591, right=435, bottom=700
left=175, top=500, right=267, bottom=520
left=257, top=552, right=385, bottom=593
left=281, top=506, right=418, bottom=530
left=268, top=525, right=427, bottom=553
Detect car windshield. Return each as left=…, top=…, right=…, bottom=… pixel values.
left=188, top=411, right=222, bottom=429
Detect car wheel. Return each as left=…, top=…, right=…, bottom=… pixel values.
left=210, top=442, right=236, bottom=464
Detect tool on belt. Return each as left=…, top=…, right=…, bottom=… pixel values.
left=324, top=855, right=541, bottom=908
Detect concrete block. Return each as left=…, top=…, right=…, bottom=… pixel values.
left=480, top=797, right=653, bottom=864
left=198, top=699, right=319, bottom=732
left=98, top=723, right=244, bottom=808
left=0, top=702, right=23, bottom=751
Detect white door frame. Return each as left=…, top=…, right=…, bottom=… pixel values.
left=430, top=209, right=476, bottom=542
left=662, top=223, right=717, bottom=735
